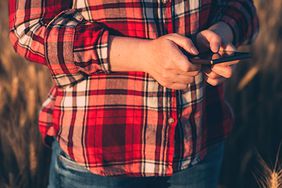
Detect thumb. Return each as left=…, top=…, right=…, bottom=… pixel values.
left=198, top=30, right=222, bottom=53
left=221, top=42, right=236, bottom=52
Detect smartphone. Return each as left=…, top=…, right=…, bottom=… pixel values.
left=186, top=50, right=251, bottom=65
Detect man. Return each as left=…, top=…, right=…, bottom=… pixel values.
left=9, top=0, right=258, bottom=187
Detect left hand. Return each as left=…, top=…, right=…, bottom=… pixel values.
left=196, top=23, right=239, bottom=86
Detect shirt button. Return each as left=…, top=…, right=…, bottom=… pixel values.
left=168, top=117, right=175, bottom=125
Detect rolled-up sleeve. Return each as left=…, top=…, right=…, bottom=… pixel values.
left=210, top=0, right=259, bottom=47
left=9, top=0, right=110, bottom=87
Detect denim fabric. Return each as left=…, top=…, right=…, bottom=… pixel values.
left=48, top=140, right=224, bottom=188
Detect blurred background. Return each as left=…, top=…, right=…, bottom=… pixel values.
left=0, top=0, right=281, bottom=187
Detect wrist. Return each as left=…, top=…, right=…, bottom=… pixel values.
left=108, top=35, right=151, bottom=72
left=134, top=38, right=153, bottom=73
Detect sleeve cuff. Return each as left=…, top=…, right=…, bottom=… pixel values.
left=208, top=0, right=259, bottom=48
left=215, top=0, right=259, bottom=47
left=218, top=15, right=242, bottom=47
left=73, top=16, right=111, bottom=74
left=44, top=9, right=110, bottom=87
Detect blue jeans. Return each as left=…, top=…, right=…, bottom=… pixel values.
left=48, top=139, right=224, bottom=188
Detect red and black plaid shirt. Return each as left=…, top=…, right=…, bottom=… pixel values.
left=9, top=0, right=258, bottom=176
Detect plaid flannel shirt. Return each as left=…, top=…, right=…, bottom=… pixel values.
left=9, top=0, right=258, bottom=176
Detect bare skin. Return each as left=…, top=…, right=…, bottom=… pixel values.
left=108, top=21, right=238, bottom=88
left=109, top=33, right=200, bottom=90
left=197, top=21, right=239, bottom=86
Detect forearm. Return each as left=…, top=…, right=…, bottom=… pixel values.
left=108, top=35, right=151, bottom=72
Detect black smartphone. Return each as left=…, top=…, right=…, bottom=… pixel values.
left=185, top=50, right=251, bottom=65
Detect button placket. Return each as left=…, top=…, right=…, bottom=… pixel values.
left=168, top=91, right=177, bottom=127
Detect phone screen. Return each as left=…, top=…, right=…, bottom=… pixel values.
left=188, top=50, right=251, bottom=65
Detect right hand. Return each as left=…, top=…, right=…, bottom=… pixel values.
left=142, top=33, right=201, bottom=90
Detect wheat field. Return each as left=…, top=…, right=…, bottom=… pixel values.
left=0, top=1, right=52, bottom=187
left=0, top=0, right=281, bottom=188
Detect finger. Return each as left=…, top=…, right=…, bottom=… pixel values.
left=219, top=43, right=236, bottom=56
left=204, top=70, right=222, bottom=79
left=198, top=30, right=222, bottom=53
left=211, top=53, right=221, bottom=60
left=173, top=75, right=195, bottom=84
left=165, top=40, right=201, bottom=72
left=159, top=79, right=189, bottom=90
left=221, top=42, right=236, bottom=52
left=173, top=52, right=201, bottom=72
left=202, top=65, right=212, bottom=74
left=166, top=33, right=199, bottom=55
left=204, top=75, right=226, bottom=86
left=211, top=65, right=233, bottom=78
left=209, top=34, right=222, bottom=53
left=170, top=83, right=189, bottom=90
left=217, top=59, right=240, bottom=66
left=196, top=32, right=210, bottom=51
left=161, top=71, right=196, bottom=84
left=171, top=69, right=200, bottom=77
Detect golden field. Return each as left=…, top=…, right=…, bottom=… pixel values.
left=0, top=0, right=281, bottom=187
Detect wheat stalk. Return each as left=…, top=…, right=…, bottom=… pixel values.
left=27, top=88, right=36, bottom=120
left=29, top=141, right=37, bottom=176
left=254, top=143, right=282, bottom=188
left=10, top=76, right=19, bottom=102
left=0, top=84, right=5, bottom=112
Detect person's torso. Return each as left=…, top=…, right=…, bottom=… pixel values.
left=41, top=0, right=232, bottom=176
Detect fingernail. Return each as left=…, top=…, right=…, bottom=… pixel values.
left=191, top=47, right=199, bottom=55
left=211, top=44, right=220, bottom=53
